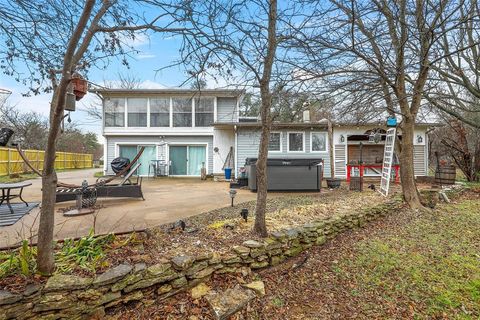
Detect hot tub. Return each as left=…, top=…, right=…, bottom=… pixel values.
left=245, top=158, right=323, bottom=191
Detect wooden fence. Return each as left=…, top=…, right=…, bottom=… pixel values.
left=0, top=147, right=93, bottom=176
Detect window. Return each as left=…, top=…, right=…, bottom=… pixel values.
left=288, top=132, right=304, bottom=152
left=268, top=132, right=281, bottom=152
left=195, top=97, right=214, bottom=127
left=150, top=98, right=170, bottom=127
left=104, top=98, right=125, bottom=127
left=311, top=132, right=327, bottom=152
left=127, top=98, right=147, bottom=127
left=172, top=98, right=192, bottom=127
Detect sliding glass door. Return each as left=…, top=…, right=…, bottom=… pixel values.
left=169, top=145, right=206, bottom=176
left=118, top=145, right=156, bottom=176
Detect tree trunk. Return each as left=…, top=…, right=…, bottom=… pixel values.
left=37, top=84, right=68, bottom=274
left=399, top=117, right=423, bottom=209
left=253, top=96, right=271, bottom=237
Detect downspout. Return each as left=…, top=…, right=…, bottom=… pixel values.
left=234, top=125, right=238, bottom=179
left=328, top=119, right=335, bottom=179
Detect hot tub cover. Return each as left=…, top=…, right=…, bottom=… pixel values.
left=245, top=158, right=323, bottom=167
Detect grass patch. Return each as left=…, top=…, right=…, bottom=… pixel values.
left=340, top=198, right=480, bottom=318
left=93, top=171, right=104, bottom=178
left=0, top=173, right=38, bottom=183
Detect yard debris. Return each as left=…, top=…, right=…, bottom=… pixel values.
left=242, top=280, right=265, bottom=296
left=205, top=285, right=256, bottom=320
left=191, top=283, right=211, bottom=299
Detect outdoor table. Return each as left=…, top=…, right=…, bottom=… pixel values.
left=0, top=181, right=32, bottom=214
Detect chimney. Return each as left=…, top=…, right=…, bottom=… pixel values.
left=303, top=110, right=310, bottom=123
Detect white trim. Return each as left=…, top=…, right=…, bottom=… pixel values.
left=310, top=131, right=328, bottom=153
left=146, top=97, right=151, bottom=128
left=234, top=125, right=238, bottom=178
left=124, top=97, right=128, bottom=128
left=169, top=97, right=173, bottom=128
left=168, top=143, right=209, bottom=176
left=192, top=97, right=196, bottom=128
left=214, top=97, right=218, bottom=122
left=287, top=131, right=305, bottom=153
left=268, top=131, right=282, bottom=153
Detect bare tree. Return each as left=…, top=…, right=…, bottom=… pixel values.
left=300, top=0, right=471, bottom=208
left=0, top=0, right=183, bottom=274
left=168, top=0, right=317, bottom=236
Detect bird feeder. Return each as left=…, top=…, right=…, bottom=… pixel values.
left=71, top=74, right=88, bottom=101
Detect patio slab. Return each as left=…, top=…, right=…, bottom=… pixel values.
left=0, top=169, right=307, bottom=248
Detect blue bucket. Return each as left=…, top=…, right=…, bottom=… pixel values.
left=224, top=168, right=232, bottom=179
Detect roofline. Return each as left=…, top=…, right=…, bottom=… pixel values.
left=333, top=121, right=442, bottom=127
left=214, top=122, right=329, bottom=129
left=89, top=88, right=245, bottom=97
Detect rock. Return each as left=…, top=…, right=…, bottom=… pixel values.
left=0, top=290, right=22, bottom=305
left=124, top=267, right=178, bottom=293
left=93, top=264, right=132, bottom=286
left=242, top=240, right=263, bottom=248
left=133, top=262, right=147, bottom=272
left=242, top=281, right=265, bottom=296
left=284, top=245, right=303, bottom=257
left=270, top=255, right=286, bottom=266
left=250, top=261, right=269, bottom=269
left=171, top=255, right=195, bottom=271
left=191, top=283, right=211, bottom=299
left=171, top=276, right=188, bottom=288
left=23, top=283, right=41, bottom=297
left=186, top=261, right=209, bottom=276
left=147, top=263, right=172, bottom=277
left=44, top=274, right=92, bottom=292
left=206, top=285, right=256, bottom=320
left=190, top=266, right=216, bottom=279
left=222, top=254, right=242, bottom=264
left=316, top=236, right=327, bottom=245
left=250, top=248, right=266, bottom=258
left=232, top=245, right=250, bottom=256
left=111, top=272, right=143, bottom=292
left=157, top=284, right=173, bottom=294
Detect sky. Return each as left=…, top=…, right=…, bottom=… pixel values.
left=0, top=32, right=191, bottom=144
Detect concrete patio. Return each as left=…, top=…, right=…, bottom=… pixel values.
left=0, top=169, right=295, bottom=248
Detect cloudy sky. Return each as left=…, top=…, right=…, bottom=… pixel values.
left=0, top=32, right=191, bottom=144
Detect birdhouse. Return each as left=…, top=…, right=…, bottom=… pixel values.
left=71, top=74, right=87, bottom=101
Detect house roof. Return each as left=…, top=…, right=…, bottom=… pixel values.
left=89, top=88, right=245, bottom=97
left=333, top=121, right=441, bottom=127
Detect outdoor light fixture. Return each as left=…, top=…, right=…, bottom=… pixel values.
left=240, top=208, right=249, bottom=222
left=229, top=189, right=237, bottom=207
left=340, top=135, right=345, bottom=143
left=417, top=135, right=423, bottom=143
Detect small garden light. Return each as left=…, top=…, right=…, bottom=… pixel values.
left=229, top=189, right=237, bottom=207
left=240, top=208, right=249, bottom=222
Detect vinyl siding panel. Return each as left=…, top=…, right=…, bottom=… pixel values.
left=105, top=135, right=213, bottom=175
left=216, top=97, right=237, bottom=123
left=413, top=145, right=427, bottom=176
left=334, top=144, right=347, bottom=177
left=236, top=128, right=331, bottom=178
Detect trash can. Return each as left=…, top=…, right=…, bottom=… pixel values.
left=224, top=168, right=232, bottom=179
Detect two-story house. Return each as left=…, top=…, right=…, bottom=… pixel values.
left=94, top=88, right=431, bottom=180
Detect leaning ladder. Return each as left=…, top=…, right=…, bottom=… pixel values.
left=380, top=128, right=397, bottom=197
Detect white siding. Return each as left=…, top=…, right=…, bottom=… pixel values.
left=413, top=145, right=427, bottom=176
left=236, top=128, right=331, bottom=178
left=216, top=97, right=237, bottom=123
left=334, top=144, right=347, bottom=177
left=105, top=135, right=213, bottom=175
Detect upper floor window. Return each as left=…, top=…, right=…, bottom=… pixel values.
left=150, top=98, right=170, bottom=127
left=104, top=98, right=125, bottom=127
left=172, top=98, right=192, bottom=127
left=127, top=98, right=147, bottom=127
left=311, top=132, right=327, bottom=152
left=288, top=132, right=304, bottom=152
left=268, top=132, right=282, bottom=152
left=195, top=97, right=214, bottom=127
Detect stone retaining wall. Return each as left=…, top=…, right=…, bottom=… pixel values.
left=0, top=199, right=403, bottom=320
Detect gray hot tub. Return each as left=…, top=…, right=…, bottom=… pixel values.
left=245, top=158, right=323, bottom=191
